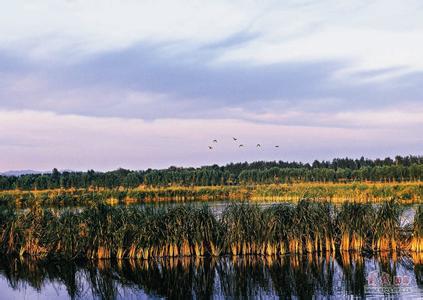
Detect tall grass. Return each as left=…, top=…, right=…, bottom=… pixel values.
left=0, top=200, right=420, bottom=260
left=411, top=205, right=423, bottom=253
left=336, top=202, right=374, bottom=252
left=372, top=200, right=402, bottom=252
left=0, top=182, right=421, bottom=208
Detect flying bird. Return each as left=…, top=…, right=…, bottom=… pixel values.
left=275, top=145, right=280, bottom=148
left=213, top=139, right=218, bottom=143
left=256, top=144, right=261, bottom=147
left=208, top=146, right=213, bottom=150
left=239, top=144, right=244, bottom=147
left=232, top=137, right=238, bottom=141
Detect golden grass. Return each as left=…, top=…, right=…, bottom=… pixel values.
left=0, top=181, right=421, bottom=208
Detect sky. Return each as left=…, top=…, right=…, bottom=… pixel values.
left=0, top=0, right=422, bottom=171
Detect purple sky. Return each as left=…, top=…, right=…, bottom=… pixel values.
left=0, top=1, right=422, bottom=171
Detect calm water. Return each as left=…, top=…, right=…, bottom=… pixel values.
left=0, top=253, right=423, bottom=299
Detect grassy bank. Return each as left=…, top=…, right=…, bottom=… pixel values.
left=1, top=200, right=422, bottom=260
left=0, top=182, right=422, bottom=208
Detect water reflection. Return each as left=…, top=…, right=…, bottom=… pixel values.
left=0, top=253, right=422, bottom=299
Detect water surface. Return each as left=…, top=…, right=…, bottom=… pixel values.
left=1, top=253, right=422, bottom=299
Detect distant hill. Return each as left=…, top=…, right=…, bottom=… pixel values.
left=0, top=169, right=75, bottom=177
left=0, top=170, right=42, bottom=177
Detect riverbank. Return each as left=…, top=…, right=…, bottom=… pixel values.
left=0, top=182, right=421, bottom=208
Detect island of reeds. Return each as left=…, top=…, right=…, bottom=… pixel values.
left=1, top=200, right=423, bottom=260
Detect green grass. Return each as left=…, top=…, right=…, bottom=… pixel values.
left=0, top=199, right=421, bottom=260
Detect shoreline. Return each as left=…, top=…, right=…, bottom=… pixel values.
left=0, top=181, right=422, bottom=207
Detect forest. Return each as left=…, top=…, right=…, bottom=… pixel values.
left=0, top=155, right=422, bottom=191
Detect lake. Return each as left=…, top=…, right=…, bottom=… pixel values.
left=0, top=253, right=422, bottom=299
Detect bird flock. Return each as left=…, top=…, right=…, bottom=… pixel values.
left=208, top=137, right=279, bottom=150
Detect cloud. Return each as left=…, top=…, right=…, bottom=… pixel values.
left=0, top=0, right=258, bottom=61
left=0, top=1, right=422, bottom=169
left=2, top=1, right=423, bottom=77
left=1, top=45, right=422, bottom=123
left=216, top=1, right=423, bottom=78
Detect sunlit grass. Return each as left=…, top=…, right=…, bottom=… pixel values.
left=1, top=200, right=422, bottom=260
left=0, top=182, right=421, bottom=208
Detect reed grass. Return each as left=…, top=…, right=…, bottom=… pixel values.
left=0, top=182, right=421, bottom=209
left=336, top=202, right=374, bottom=252
left=372, top=200, right=402, bottom=252
left=0, top=200, right=421, bottom=260
left=410, top=205, right=423, bottom=252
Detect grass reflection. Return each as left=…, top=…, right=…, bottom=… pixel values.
left=0, top=252, right=421, bottom=299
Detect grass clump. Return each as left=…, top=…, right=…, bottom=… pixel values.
left=336, top=202, right=374, bottom=252
left=0, top=200, right=420, bottom=260
left=410, top=205, right=423, bottom=252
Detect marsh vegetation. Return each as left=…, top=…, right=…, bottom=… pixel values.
left=1, top=200, right=422, bottom=260
left=0, top=182, right=421, bottom=209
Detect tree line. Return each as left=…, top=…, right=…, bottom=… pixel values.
left=0, top=155, right=422, bottom=191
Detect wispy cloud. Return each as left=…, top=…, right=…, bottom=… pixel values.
left=0, top=1, right=422, bottom=170
left=2, top=1, right=423, bottom=75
